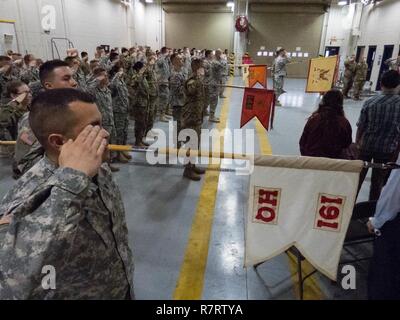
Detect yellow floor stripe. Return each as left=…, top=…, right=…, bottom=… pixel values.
left=173, top=78, right=233, bottom=300
left=254, top=90, right=324, bottom=300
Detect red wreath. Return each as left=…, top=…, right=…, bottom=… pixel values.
left=235, top=16, right=249, bottom=33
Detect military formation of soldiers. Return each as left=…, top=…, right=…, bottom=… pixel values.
left=0, top=46, right=229, bottom=181
left=342, top=54, right=369, bottom=101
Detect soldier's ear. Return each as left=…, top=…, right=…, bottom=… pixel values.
left=48, top=134, right=66, bottom=151
left=43, top=81, right=53, bottom=90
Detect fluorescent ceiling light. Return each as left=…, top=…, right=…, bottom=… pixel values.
left=226, top=1, right=234, bottom=8
left=338, top=1, right=348, bottom=5
left=145, top=0, right=154, bottom=3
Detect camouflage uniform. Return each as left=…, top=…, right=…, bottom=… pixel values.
left=204, top=59, right=224, bottom=118
left=143, top=66, right=158, bottom=134
left=182, top=74, right=205, bottom=144
left=0, top=100, right=25, bottom=140
left=0, top=156, right=134, bottom=299
left=0, top=73, right=18, bottom=104
left=73, top=69, right=87, bottom=90
left=130, top=70, right=149, bottom=144
left=156, top=55, right=171, bottom=118
left=342, top=59, right=357, bottom=97
left=385, top=57, right=400, bottom=72
left=218, top=57, right=229, bottom=97
left=99, top=56, right=112, bottom=71
left=110, top=74, right=130, bottom=145
left=353, top=61, right=368, bottom=99
left=170, top=68, right=187, bottom=145
left=86, top=83, right=117, bottom=145
left=183, top=54, right=192, bottom=79
left=29, top=80, right=45, bottom=99
left=13, top=112, right=43, bottom=179
left=273, top=56, right=291, bottom=100
left=20, top=67, right=40, bottom=85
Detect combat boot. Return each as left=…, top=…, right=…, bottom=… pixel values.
left=159, top=113, right=169, bottom=122
left=183, top=165, right=201, bottom=181
left=109, top=164, right=120, bottom=172
left=117, top=153, right=129, bottom=163
left=122, top=151, right=132, bottom=160
left=209, top=114, right=220, bottom=123
left=193, top=165, right=206, bottom=175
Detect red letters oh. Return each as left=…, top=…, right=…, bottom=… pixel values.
left=254, top=188, right=280, bottom=225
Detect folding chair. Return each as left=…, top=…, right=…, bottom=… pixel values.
left=254, top=201, right=376, bottom=300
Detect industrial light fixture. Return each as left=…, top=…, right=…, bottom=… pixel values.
left=338, top=0, right=348, bottom=5
left=145, top=0, right=154, bottom=3
left=226, top=1, right=234, bottom=12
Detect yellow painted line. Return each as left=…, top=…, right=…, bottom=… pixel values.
left=254, top=119, right=273, bottom=155
left=0, top=19, right=16, bottom=23
left=254, top=84, right=324, bottom=300
left=173, top=78, right=233, bottom=300
left=287, top=252, right=324, bottom=300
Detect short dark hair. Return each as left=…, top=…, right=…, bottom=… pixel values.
left=170, top=53, right=179, bottom=63
left=381, top=70, right=400, bottom=89
left=0, top=55, right=11, bottom=63
left=24, top=54, right=34, bottom=65
left=121, top=47, right=128, bottom=54
left=29, top=88, right=95, bottom=148
left=92, top=67, right=106, bottom=77
left=6, top=80, right=26, bottom=98
left=81, top=51, right=88, bottom=58
left=39, top=60, right=69, bottom=84
left=191, top=59, right=203, bottom=73
left=205, top=50, right=213, bottom=58
left=64, top=56, right=77, bottom=67
left=161, top=47, right=168, bottom=54
left=132, top=61, right=144, bottom=72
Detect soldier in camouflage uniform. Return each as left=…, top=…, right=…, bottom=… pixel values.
left=353, top=57, right=368, bottom=100
left=384, top=55, right=400, bottom=73
left=20, top=54, right=40, bottom=85
left=0, top=88, right=134, bottom=299
left=65, top=56, right=87, bottom=90
left=182, top=47, right=192, bottom=79
left=86, top=67, right=119, bottom=172
left=181, top=59, right=206, bottom=181
left=342, top=54, right=357, bottom=98
left=14, top=60, right=79, bottom=178
left=144, top=55, right=159, bottom=137
left=169, top=53, right=187, bottom=147
left=129, top=62, right=149, bottom=148
left=109, top=62, right=131, bottom=162
left=0, top=81, right=31, bottom=143
left=216, top=49, right=229, bottom=99
left=273, top=48, right=291, bottom=106
left=205, top=50, right=224, bottom=123
left=156, top=47, right=171, bottom=122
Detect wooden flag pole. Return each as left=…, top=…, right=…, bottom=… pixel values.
left=1, top=141, right=400, bottom=170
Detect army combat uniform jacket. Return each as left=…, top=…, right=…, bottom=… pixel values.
left=0, top=157, right=134, bottom=299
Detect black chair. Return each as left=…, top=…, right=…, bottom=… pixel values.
left=255, top=201, right=377, bottom=300
left=340, top=201, right=376, bottom=266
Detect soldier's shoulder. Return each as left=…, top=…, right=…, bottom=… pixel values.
left=0, top=159, right=52, bottom=213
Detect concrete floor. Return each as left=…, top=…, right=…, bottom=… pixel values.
left=0, top=78, right=372, bottom=300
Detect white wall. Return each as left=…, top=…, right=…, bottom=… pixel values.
left=0, top=0, right=131, bottom=59
left=324, top=0, right=400, bottom=88
left=130, top=0, right=164, bottom=49
left=357, top=0, right=400, bottom=85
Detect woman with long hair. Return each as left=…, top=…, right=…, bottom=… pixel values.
left=299, top=89, right=353, bottom=159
